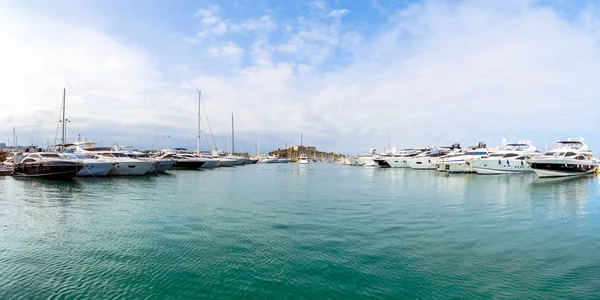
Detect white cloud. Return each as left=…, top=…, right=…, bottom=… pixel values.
left=6, top=1, right=600, bottom=153
left=0, top=7, right=197, bottom=147
left=329, top=9, right=349, bottom=18
left=213, top=22, right=228, bottom=35
left=209, top=41, right=243, bottom=64
left=231, top=16, right=277, bottom=33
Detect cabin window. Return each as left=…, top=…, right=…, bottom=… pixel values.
left=543, top=152, right=555, bottom=156
left=503, top=153, right=519, bottom=158
left=576, top=156, right=586, bottom=160
left=565, top=152, right=576, bottom=157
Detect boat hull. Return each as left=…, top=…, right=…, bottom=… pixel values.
left=109, top=161, right=153, bottom=175
left=78, top=161, right=113, bottom=177
left=13, top=162, right=82, bottom=180
left=171, top=160, right=206, bottom=170
left=528, top=161, right=596, bottom=178
left=471, top=159, right=532, bottom=175
left=406, top=157, right=438, bottom=170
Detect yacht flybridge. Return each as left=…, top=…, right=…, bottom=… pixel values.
left=471, top=141, right=540, bottom=175
left=527, top=139, right=596, bottom=178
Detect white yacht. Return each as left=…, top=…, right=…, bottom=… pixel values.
left=277, top=158, right=290, bottom=163
left=405, top=149, right=451, bottom=170
left=357, top=149, right=380, bottom=167
left=471, top=142, right=540, bottom=175
left=59, top=152, right=113, bottom=177
left=116, top=146, right=174, bottom=174
left=527, top=139, right=596, bottom=178
left=74, top=141, right=152, bottom=176
left=260, top=155, right=279, bottom=163
left=375, top=149, right=427, bottom=168
left=436, top=143, right=490, bottom=174
left=93, top=152, right=153, bottom=176
left=298, top=154, right=309, bottom=164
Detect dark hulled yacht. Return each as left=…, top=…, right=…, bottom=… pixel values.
left=13, top=153, right=83, bottom=180
left=527, top=139, right=596, bottom=178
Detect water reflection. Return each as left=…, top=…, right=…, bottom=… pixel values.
left=527, top=175, right=595, bottom=218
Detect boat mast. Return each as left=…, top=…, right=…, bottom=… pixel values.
left=61, top=88, right=66, bottom=145
left=231, top=113, right=234, bottom=155
left=197, top=90, right=201, bottom=156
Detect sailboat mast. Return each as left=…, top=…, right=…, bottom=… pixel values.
left=61, top=88, right=66, bottom=144
left=231, top=113, right=234, bottom=154
left=197, top=90, right=201, bottom=156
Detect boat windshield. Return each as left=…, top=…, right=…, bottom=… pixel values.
left=111, top=152, right=129, bottom=158
left=39, top=153, right=62, bottom=158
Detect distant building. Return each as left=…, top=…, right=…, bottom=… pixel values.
left=284, top=145, right=316, bottom=152
left=0, top=143, right=5, bottom=150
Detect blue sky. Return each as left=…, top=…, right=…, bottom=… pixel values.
left=2, top=0, right=600, bottom=154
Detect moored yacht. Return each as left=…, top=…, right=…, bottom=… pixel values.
left=158, top=153, right=206, bottom=170
left=405, top=149, right=450, bottom=170
left=436, top=142, right=490, bottom=174
left=375, top=149, right=425, bottom=168
left=298, top=154, right=309, bottom=164
left=59, top=152, right=113, bottom=177
left=471, top=141, right=540, bottom=175
left=260, top=155, right=279, bottom=163
left=93, top=152, right=153, bottom=176
left=13, top=153, right=83, bottom=180
left=527, top=139, right=596, bottom=178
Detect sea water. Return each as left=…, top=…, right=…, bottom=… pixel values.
left=1, top=164, right=599, bottom=299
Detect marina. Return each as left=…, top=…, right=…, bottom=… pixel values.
left=2, top=163, right=600, bottom=298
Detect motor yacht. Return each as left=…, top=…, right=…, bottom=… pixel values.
left=157, top=153, right=206, bottom=170
left=374, top=148, right=428, bottom=168
left=405, top=149, right=451, bottom=170
left=59, top=152, right=113, bottom=177
left=357, top=149, right=380, bottom=167
left=471, top=141, right=540, bottom=175
left=527, top=139, right=596, bottom=178
left=93, top=152, right=153, bottom=176
left=260, top=155, right=279, bottom=163
left=127, top=152, right=174, bottom=174
left=13, top=152, right=83, bottom=180
left=245, top=157, right=259, bottom=164
left=298, top=154, right=309, bottom=164
left=436, top=142, right=490, bottom=174
left=277, top=158, right=291, bottom=163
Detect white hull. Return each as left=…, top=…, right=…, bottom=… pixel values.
left=298, top=159, right=309, bottom=164
left=471, top=159, right=532, bottom=175
left=78, top=161, right=113, bottom=177
left=218, top=158, right=236, bottom=167
left=532, top=168, right=595, bottom=178
left=438, top=161, right=476, bottom=174
left=108, top=161, right=152, bottom=176
left=406, top=157, right=438, bottom=170
left=386, top=157, right=410, bottom=168
left=359, top=156, right=379, bottom=167
left=200, top=158, right=220, bottom=168
left=261, top=158, right=279, bottom=163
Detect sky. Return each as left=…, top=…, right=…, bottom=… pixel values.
left=1, top=0, right=600, bottom=154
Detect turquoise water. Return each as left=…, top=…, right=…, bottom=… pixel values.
left=1, top=164, right=600, bottom=299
